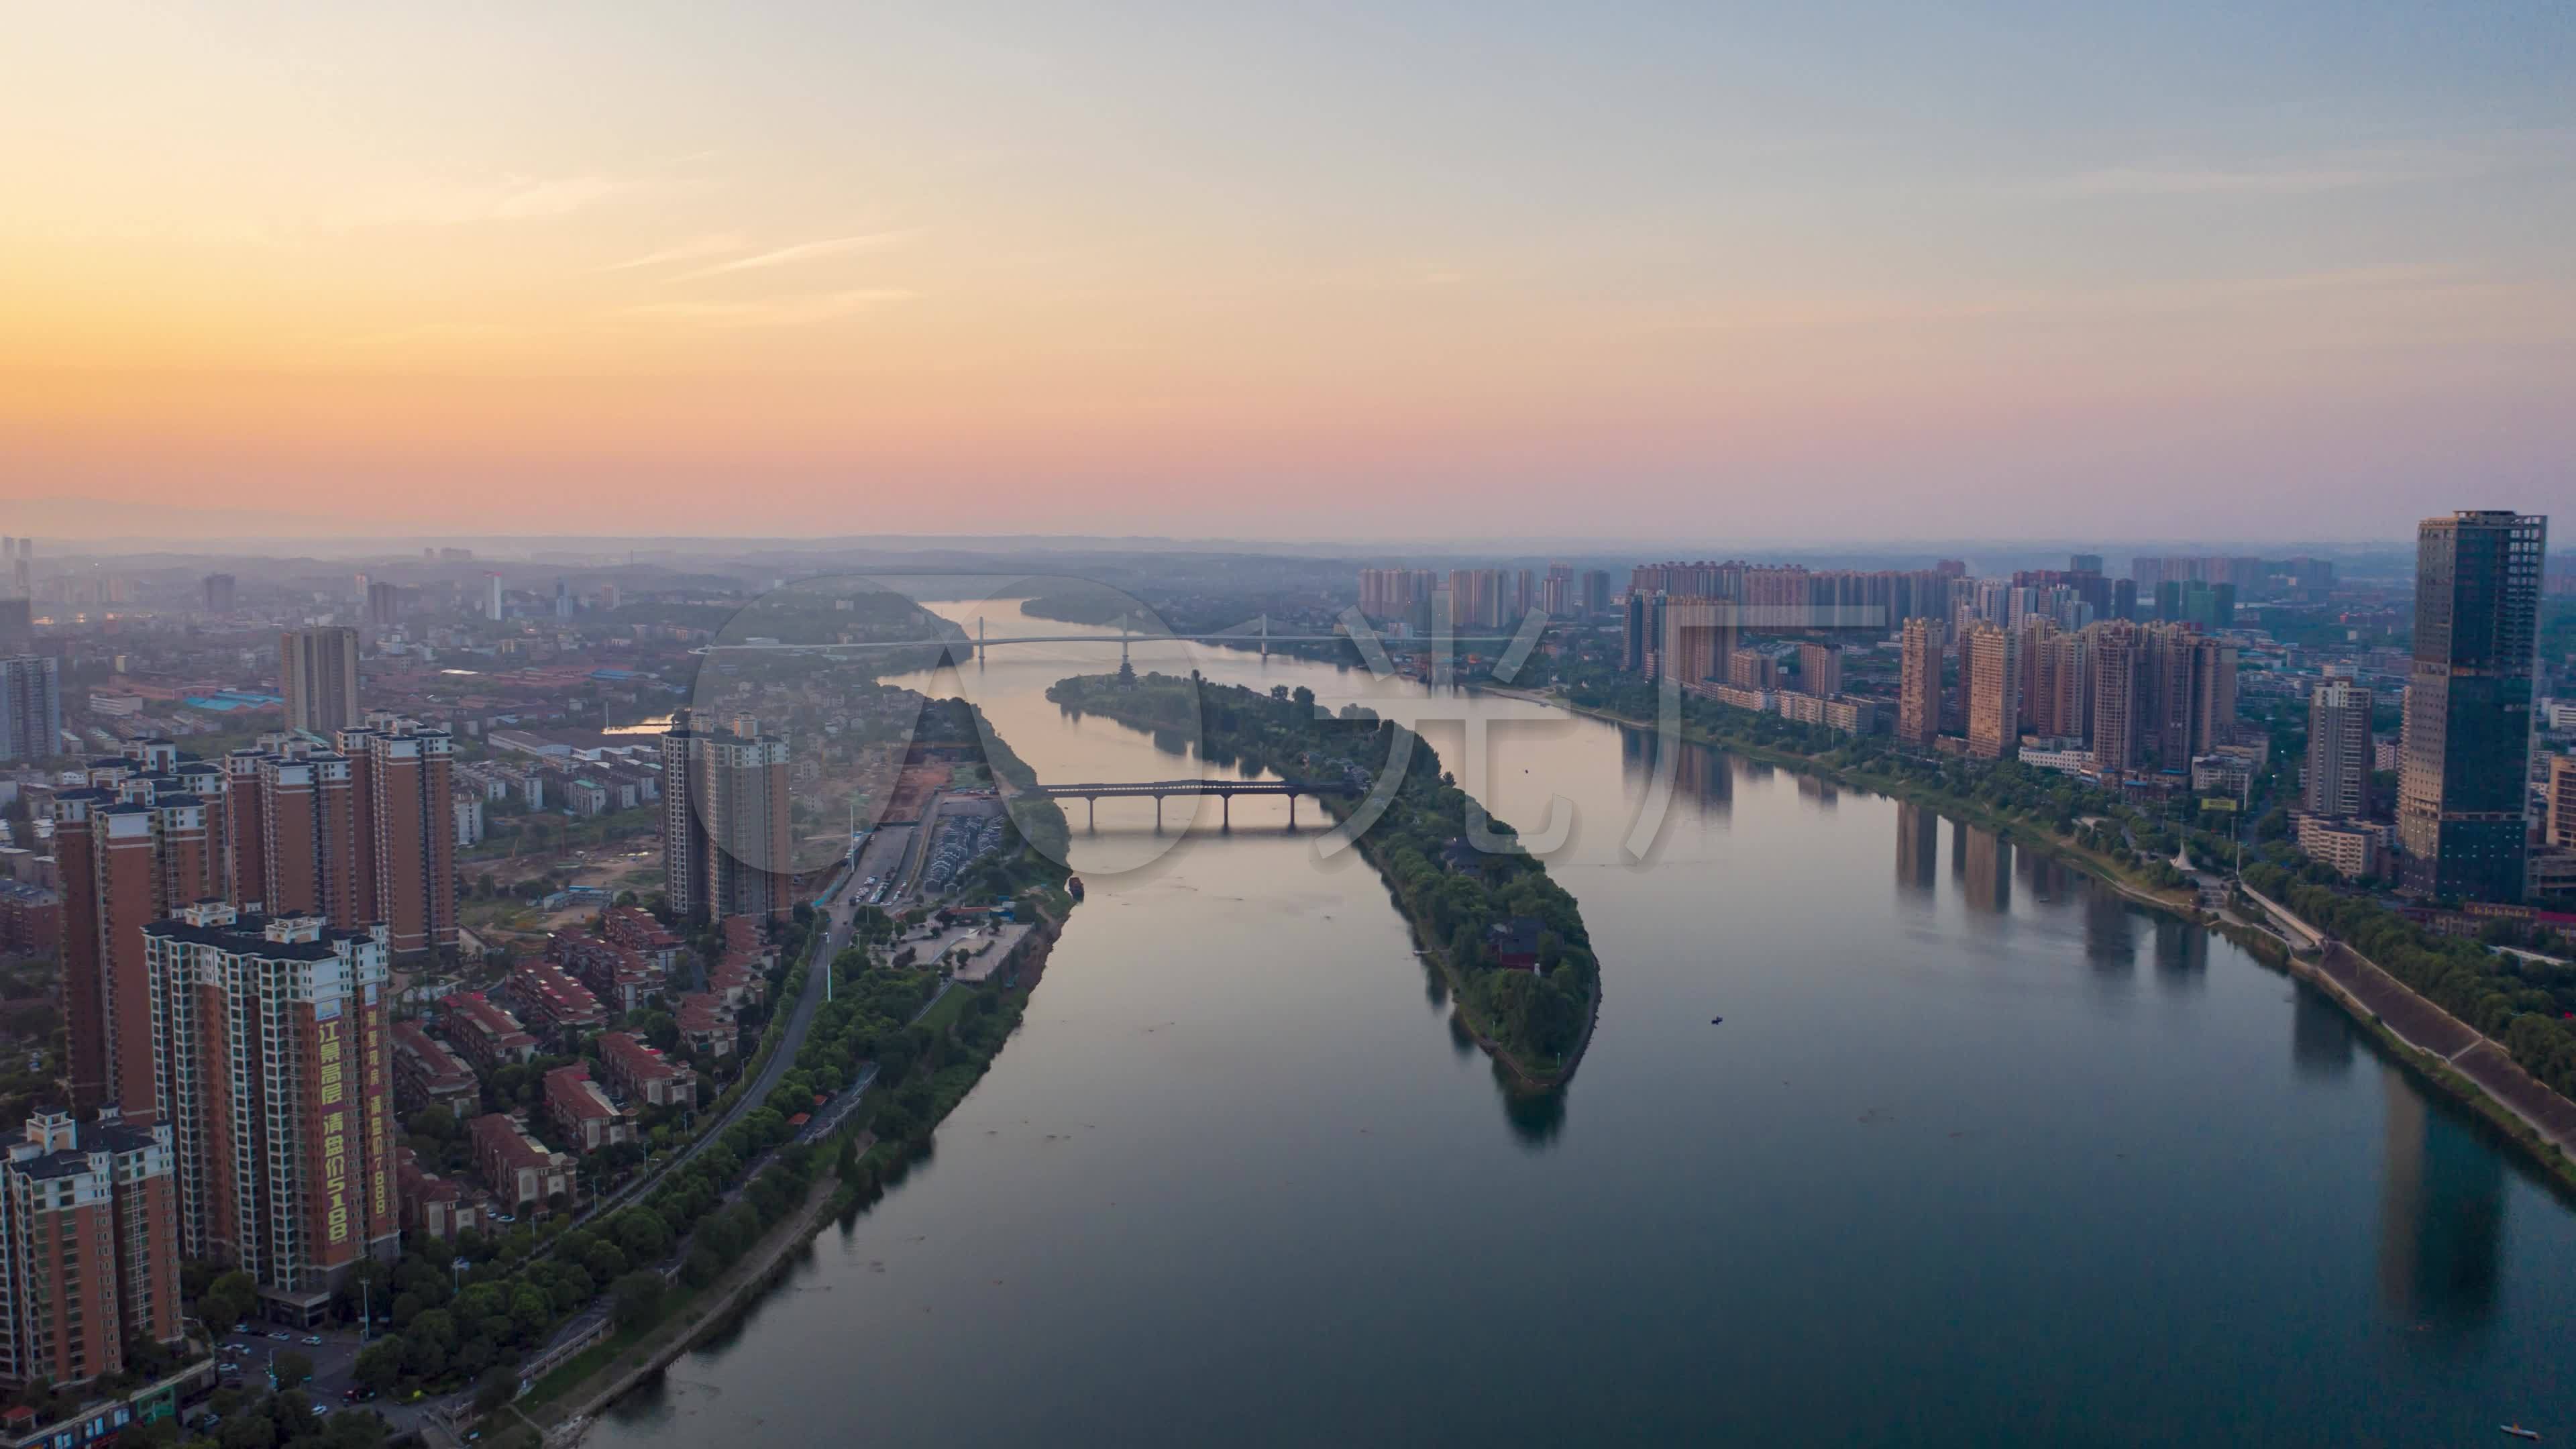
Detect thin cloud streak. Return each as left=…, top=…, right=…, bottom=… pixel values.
left=665, top=231, right=913, bottom=282
left=600, top=231, right=751, bottom=271
left=616, top=287, right=916, bottom=327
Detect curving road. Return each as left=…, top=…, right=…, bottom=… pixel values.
left=568, top=869, right=856, bottom=1228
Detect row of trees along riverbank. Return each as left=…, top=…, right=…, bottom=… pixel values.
left=1045, top=670, right=1597, bottom=1085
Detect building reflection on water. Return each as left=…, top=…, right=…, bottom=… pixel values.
left=2149, top=916, right=2208, bottom=992
left=2377, top=1074, right=2503, bottom=1337
left=1958, top=823, right=2010, bottom=915
left=1618, top=725, right=1730, bottom=819
left=2084, top=890, right=2135, bottom=975
left=2015, top=845, right=2072, bottom=904
left=2289, top=987, right=2354, bottom=1077
left=1896, top=802, right=1939, bottom=894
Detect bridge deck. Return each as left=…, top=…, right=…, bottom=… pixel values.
left=1026, top=779, right=1331, bottom=797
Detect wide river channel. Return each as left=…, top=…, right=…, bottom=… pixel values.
left=594, top=599, right=2576, bottom=1446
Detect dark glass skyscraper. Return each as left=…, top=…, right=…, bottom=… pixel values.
left=2398, top=510, right=2546, bottom=902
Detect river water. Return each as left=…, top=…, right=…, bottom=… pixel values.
left=595, top=601, right=2576, bottom=1446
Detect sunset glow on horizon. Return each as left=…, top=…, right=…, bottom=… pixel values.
left=6, top=2, right=2573, bottom=539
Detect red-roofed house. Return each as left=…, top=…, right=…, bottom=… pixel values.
left=706, top=953, right=768, bottom=1010
left=549, top=930, right=657, bottom=1013
left=396, top=1145, right=483, bottom=1240
left=602, top=905, right=683, bottom=971
left=444, top=991, right=539, bottom=1072
left=469, top=1112, right=574, bottom=1210
left=543, top=1063, right=636, bottom=1152
left=507, top=959, right=606, bottom=1040
left=674, top=992, right=737, bottom=1059
left=596, top=1030, right=696, bottom=1108
left=720, top=914, right=773, bottom=967
left=391, top=1020, right=481, bottom=1113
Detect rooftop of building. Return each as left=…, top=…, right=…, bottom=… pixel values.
left=140, top=909, right=366, bottom=961
left=596, top=1030, right=688, bottom=1079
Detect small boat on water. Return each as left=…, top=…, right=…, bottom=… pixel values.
left=2501, top=1426, right=2541, bottom=1441
left=1710, top=1017, right=1724, bottom=1025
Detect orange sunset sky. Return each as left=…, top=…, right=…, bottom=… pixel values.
left=5, top=3, right=2573, bottom=540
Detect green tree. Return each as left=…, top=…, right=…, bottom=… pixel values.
left=474, top=1367, right=518, bottom=1415
left=352, top=1340, right=402, bottom=1394
left=610, top=1271, right=665, bottom=1330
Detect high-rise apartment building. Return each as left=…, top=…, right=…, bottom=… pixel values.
left=1897, top=619, right=1941, bottom=747
left=2090, top=623, right=2148, bottom=775
left=2305, top=681, right=2375, bottom=818
left=1962, top=624, right=2017, bottom=760
left=221, top=716, right=458, bottom=953
left=660, top=711, right=794, bottom=923
left=2086, top=621, right=2235, bottom=777
left=0, top=657, right=60, bottom=763
left=0, top=600, right=32, bottom=657
left=1794, top=642, right=1841, bottom=698
left=2548, top=755, right=2576, bottom=851
left=2398, top=511, right=2546, bottom=902
left=1580, top=570, right=1612, bottom=614
left=279, top=627, right=360, bottom=736
left=1445, top=570, right=1506, bottom=630
left=2028, top=631, right=2091, bottom=742
left=0, top=1108, right=182, bottom=1387
left=204, top=573, right=237, bottom=615
left=1658, top=598, right=1731, bottom=686
left=52, top=745, right=228, bottom=1115
left=366, top=581, right=400, bottom=630
left=142, top=904, right=397, bottom=1321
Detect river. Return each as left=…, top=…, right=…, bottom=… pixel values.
left=592, top=600, right=2576, bottom=1446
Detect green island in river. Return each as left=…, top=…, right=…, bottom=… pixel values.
left=1047, top=670, right=1599, bottom=1087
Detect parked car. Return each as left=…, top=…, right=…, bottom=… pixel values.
left=301, top=1335, right=323, bottom=1347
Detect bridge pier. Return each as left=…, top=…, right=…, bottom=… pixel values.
left=1220, top=794, right=1230, bottom=830
left=1085, top=796, right=1096, bottom=831
left=1153, top=794, right=1163, bottom=833
left=1287, top=793, right=1297, bottom=830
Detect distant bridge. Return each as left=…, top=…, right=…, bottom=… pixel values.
left=1024, top=777, right=1339, bottom=829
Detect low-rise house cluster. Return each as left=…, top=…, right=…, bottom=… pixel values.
left=390, top=1020, right=480, bottom=1114
left=549, top=930, right=657, bottom=1012
left=394, top=1145, right=483, bottom=1241
left=506, top=959, right=606, bottom=1042
left=443, top=991, right=539, bottom=1072
left=674, top=992, right=739, bottom=1058
left=468, top=1112, right=574, bottom=1210
left=602, top=906, right=683, bottom=971
left=543, top=1063, right=637, bottom=1152
left=596, top=1030, right=696, bottom=1108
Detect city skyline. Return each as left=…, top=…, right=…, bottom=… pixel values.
left=7, top=4, right=2574, bottom=539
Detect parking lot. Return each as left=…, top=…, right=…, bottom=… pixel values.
left=211, top=1324, right=382, bottom=1411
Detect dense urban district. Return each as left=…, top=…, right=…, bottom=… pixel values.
left=0, top=519, right=2571, bottom=1448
